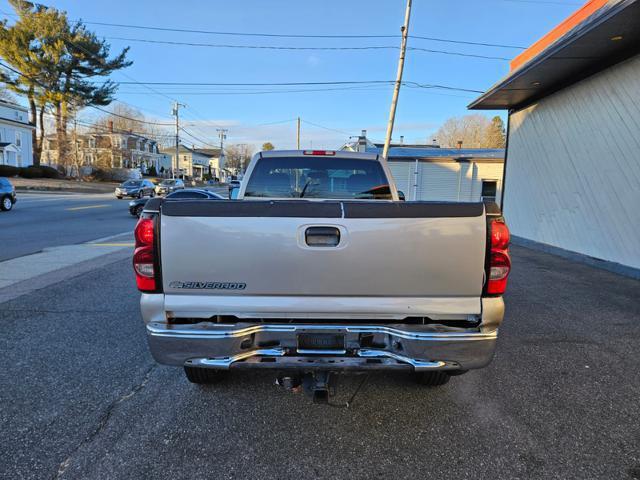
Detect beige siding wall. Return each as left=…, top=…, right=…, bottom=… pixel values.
left=388, top=160, right=503, bottom=202
left=505, top=54, right=640, bottom=269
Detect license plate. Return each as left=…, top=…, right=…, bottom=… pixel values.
left=297, top=333, right=345, bottom=351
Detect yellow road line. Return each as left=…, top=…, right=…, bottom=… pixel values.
left=66, top=204, right=110, bottom=211
left=91, top=242, right=135, bottom=247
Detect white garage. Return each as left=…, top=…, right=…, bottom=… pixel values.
left=470, top=0, right=640, bottom=277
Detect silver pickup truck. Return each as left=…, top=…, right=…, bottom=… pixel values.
left=134, top=150, right=511, bottom=401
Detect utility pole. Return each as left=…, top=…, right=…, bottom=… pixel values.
left=296, top=117, right=301, bottom=150
left=217, top=128, right=228, bottom=179
left=172, top=102, right=185, bottom=179
left=73, top=113, right=80, bottom=178
left=382, top=0, right=412, bottom=162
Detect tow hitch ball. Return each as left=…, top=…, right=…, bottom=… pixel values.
left=276, top=371, right=337, bottom=404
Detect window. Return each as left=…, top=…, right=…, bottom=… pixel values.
left=17, top=153, right=22, bottom=167
left=167, top=191, right=207, bottom=199
left=481, top=180, right=498, bottom=202
left=15, top=132, right=21, bottom=147
left=244, top=156, right=392, bottom=200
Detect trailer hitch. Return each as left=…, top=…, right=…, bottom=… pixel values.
left=302, top=371, right=337, bottom=404
left=276, top=371, right=368, bottom=407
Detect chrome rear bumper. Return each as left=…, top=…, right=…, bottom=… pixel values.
left=146, top=322, right=499, bottom=372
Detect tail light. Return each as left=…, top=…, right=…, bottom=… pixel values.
left=487, top=219, right=511, bottom=295
left=133, top=217, right=158, bottom=292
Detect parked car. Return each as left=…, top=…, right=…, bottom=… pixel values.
left=128, top=189, right=223, bottom=217
left=133, top=150, right=511, bottom=403
left=115, top=179, right=155, bottom=199
left=0, top=177, right=16, bottom=211
left=155, top=179, right=185, bottom=196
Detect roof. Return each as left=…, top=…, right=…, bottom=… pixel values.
left=365, top=145, right=505, bottom=160
left=193, top=148, right=221, bottom=157
left=469, top=0, right=640, bottom=110
left=0, top=99, right=29, bottom=112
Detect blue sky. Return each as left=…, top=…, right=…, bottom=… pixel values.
left=1, top=0, right=581, bottom=148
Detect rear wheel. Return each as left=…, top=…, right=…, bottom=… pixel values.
left=415, top=371, right=450, bottom=387
left=1, top=196, right=13, bottom=211
left=184, top=366, right=226, bottom=384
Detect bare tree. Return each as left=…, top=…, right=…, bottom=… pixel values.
left=225, top=144, right=255, bottom=174
left=435, top=114, right=492, bottom=148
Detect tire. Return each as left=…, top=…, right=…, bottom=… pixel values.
left=137, top=192, right=142, bottom=199
left=1, top=196, right=13, bottom=211
left=116, top=196, right=123, bottom=200
left=150, top=190, right=155, bottom=197
left=184, top=366, right=226, bottom=384
left=415, top=371, right=450, bottom=387
left=134, top=205, right=144, bottom=217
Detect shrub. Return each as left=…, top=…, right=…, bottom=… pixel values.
left=19, top=166, right=44, bottom=178
left=39, top=165, right=60, bottom=178
left=146, top=165, right=158, bottom=177
left=0, top=165, right=19, bottom=177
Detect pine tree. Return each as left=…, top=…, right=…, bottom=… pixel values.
left=483, top=116, right=506, bottom=149
left=0, top=0, right=131, bottom=168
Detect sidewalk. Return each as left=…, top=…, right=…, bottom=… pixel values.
left=0, top=232, right=133, bottom=303
left=11, top=177, right=119, bottom=194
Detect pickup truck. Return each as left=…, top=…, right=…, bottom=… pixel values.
left=134, top=150, right=510, bottom=401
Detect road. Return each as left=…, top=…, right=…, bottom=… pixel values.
left=0, top=188, right=229, bottom=261
left=1, top=244, right=639, bottom=479
left=0, top=192, right=136, bottom=261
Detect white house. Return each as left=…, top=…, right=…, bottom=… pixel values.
left=341, top=133, right=505, bottom=203
left=469, top=0, right=640, bottom=277
left=0, top=100, right=34, bottom=167
left=159, top=145, right=222, bottom=180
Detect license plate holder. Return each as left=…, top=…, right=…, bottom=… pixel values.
left=297, top=333, right=345, bottom=352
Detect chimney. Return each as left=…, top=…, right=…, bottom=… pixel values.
left=357, top=129, right=367, bottom=153
left=399, top=135, right=404, bottom=145
left=108, top=120, right=113, bottom=133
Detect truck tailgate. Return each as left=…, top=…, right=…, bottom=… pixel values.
left=159, top=200, right=486, bottom=315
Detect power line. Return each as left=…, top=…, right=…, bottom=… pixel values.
left=2, top=61, right=482, bottom=98
left=179, top=127, right=218, bottom=148
left=105, top=36, right=510, bottom=61
left=79, top=19, right=526, bottom=49
left=112, top=79, right=484, bottom=94
left=118, top=85, right=390, bottom=96
left=301, top=120, right=355, bottom=137
left=112, top=80, right=391, bottom=86
left=89, top=105, right=174, bottom=126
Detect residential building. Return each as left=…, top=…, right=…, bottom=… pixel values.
left=341, top=132, right=505, bottom=203
left=0, top=100, right=34, bottom=167
left=42, top=121, right=165, bottom=173
left=159, top=145, right=223, bottom=180
left=469, top=0, right=640, bottom=277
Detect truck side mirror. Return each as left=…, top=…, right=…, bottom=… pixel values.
left=229, top=186, right=240, bottom=199
left=397, top=190, right=406, bottom=201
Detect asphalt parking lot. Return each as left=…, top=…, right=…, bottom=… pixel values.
left=1, top=244, right=639, bottom=480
